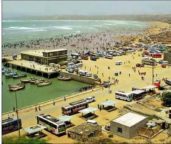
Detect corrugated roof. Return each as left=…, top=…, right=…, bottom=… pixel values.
left=113, top=112, right=147, bottom=127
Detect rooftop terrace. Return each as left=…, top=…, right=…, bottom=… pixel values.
left=21, top=49, right=67, bottom=57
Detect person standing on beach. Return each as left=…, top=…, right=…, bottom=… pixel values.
left=53, top=101, right=55, bottom=106
left=38, top=106, right=41, bottom=111
left=64, top=96, right=66, bottom=101
left=35, top=106, right=37, bottom=112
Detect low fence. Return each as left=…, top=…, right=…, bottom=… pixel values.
left=60, top=71, right=100, bottom=85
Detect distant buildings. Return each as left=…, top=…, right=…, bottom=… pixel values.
left=21, top=49, right=67, bottom=65
left=110, top=112, right=147, bottom=138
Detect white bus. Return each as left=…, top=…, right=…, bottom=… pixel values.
left=115, top=91, right=133, bottom=102
left=37, top=114, right=66, bottom=135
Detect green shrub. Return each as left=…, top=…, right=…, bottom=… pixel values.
left=2, top=136, right=47, bottom=144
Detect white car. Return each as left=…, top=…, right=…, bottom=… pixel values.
left=85, top=96, right=96, bottom=103
left=87, top=120, right=97, bottom=124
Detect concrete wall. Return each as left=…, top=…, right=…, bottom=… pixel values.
left=164, top=52, right=171, bottom=64
left=110, top=118, right=147, bottom=138
left=129, top=118, right=148, bottom=138
left=60, top=71, right=100, bottom=85
left=110, top=121, right=130, bottom=138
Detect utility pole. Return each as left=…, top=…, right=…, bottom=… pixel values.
left=15, top=91, right=20, bottom=137
left=152, top=59, right=155, bottom=84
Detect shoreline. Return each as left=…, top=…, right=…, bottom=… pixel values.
left=3, top=20, right=170, bottom=57
left=2, top=86, right=101, bottom=116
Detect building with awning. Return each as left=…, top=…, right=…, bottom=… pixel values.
left=98, top=100, right=116, bottom=112
left=79, top=107, right=98, bottom=120
left=24, top=125, right=46, bottom=138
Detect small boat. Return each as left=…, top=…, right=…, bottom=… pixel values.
left=13, top=73, right=27, bottom=79
left=5, top=72, right=17, bottom=78
left=2, top=67, right=7, bottom=74
left=37, top=80, right=52, bottom=87
left=164, top=79, right=171, bottom=86
left=8, top=83, right=25, bottom=91
left=29, top=78, right=38, bottom=84
left=20, top=79, right=30, bottom=83
left=57, top=75, right=71, bottom=81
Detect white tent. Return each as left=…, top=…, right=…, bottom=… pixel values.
left=79, top=107, right=97, bottom=115
left=58, top=115, right=72, bottom=122
left=101, top=100, right=115, bottom=108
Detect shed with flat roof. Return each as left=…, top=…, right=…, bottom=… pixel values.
left=110, top=112, right=147, bottom=138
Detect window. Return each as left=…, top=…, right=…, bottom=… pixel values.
left=117, top=127, right=122, bottom=133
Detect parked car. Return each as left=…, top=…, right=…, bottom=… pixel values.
left=105, top=55, right=113, bottom=59
left=86, top=73, right=92, bottom=77
left=115, top=61, right=122, bottom=65
left=87, top=120, right=98, bottom=125
left=84, top=96, right=96, bottom=103
left=66, top=68, right=74, bottom=73
left=136, top=63, right=144, bottom=67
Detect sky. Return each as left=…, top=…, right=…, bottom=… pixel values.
left=3, top=1, right=171, bottom=19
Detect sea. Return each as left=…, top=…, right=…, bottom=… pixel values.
left=2, top=20, right=149, bottom=44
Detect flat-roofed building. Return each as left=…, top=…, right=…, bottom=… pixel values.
left=110, top=112, right=147, bottom=138
left=21, top=49, right=67, bottom=65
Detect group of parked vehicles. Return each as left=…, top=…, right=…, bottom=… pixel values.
left=2, top=96, right=96, bottom=136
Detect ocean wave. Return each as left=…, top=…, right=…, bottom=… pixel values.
left=52, top=26, right=73, bottom=30
left=5, top=26, right=46, bottom=32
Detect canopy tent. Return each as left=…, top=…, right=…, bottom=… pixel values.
left=24, top=125, right=46, bottom=135
left=58, top=115, right=72, bottom=122
left=79, top=107, right=97, bottom=115
left=100, top=100, right=115, bottom=108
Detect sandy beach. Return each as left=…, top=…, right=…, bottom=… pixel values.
left=2, top=21, right=171, bottom=143
left=2, top=21, right=170, bottom=57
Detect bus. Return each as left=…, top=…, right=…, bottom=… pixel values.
left=37, top=114, right=66, bottom=135
left=62, top=99, right=89, bottom=115
left=115, top=91, right=133, bottom=102
left=2, top=117, right=22, bottom=135
left=131, top=90, right=146, bottom=100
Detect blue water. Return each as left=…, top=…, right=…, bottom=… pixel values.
left=2, top=20, right=148, bottom=44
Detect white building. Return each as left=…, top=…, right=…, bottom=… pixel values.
left=110, top=112, right=147, bottom=138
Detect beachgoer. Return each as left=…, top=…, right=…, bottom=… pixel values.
left=13, top=107, right=16, bottom=112
left=53, top=101, right=55, bottom=106
left=38, top=106, right=41, bottom=111
left=35, top=107, right=37, bottom=112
